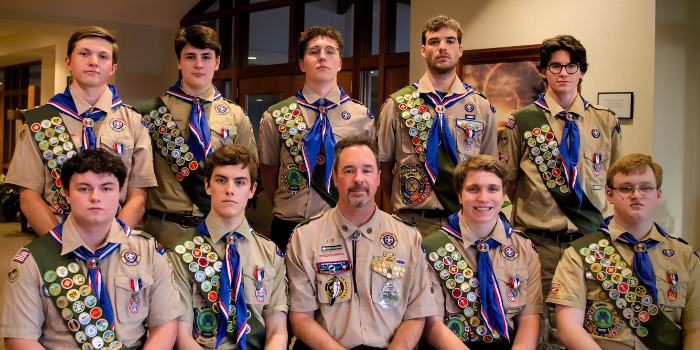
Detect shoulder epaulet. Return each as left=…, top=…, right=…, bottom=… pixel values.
left=351, top=98, right=363, bottom=105
left=121, top=103, right=139, bottom=113
left=668, top=236, right=689, bottom=245
left=475, top=91, right=489, bottom=100
left=223, top=97, right=239, bottom=106
left=588, top=103, right=616, bottom=115
left=252, top=229, right=272, bottom=242
left=391, top=214, right=416, bottom=228
left=132, top=230, right=152, bottom=239
left=513, top=229, right=529, bottom=240
left=296, top=212, right=323, bottom=228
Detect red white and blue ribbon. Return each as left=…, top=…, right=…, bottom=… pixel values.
left=114, top=142, right=124, bottom=155
left=296, top=87, right=350, bottom=193
left=47, top=84, right=123, bottom=151
left=130, top=276, right=142, bottom=294
left=413, top=80, right=471, bottom=185
left=49, top=218, right=131, bottom=331
left=166, top=81, right=222, bottom=162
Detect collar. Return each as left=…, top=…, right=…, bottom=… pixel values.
left=205, top=215, right=253, bottom=243
left=607, top=217, right=670, bottom=244
left=458, top=212, right=509, bottom=249
left=69, top=85, right=114, bottom=116
left=180, top=83, right=217, bottom=101
left=543, top=92, right=587, bottom=118
left=332, top=205, right=380, bottom=241
left=416, top=72, right=468, bottom=95
left=302, top=84, right=341, bottom=105
left=60, top=215, right=130, bottom=255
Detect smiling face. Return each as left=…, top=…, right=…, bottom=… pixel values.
left=178, top=44, right=220, bottom=96
left=421, top=27, right=463, bottom=76
left=541, top=49, right=584, bottom=97
left=65, top=37, right=117, bottom=90
left=606, top=167, right=662, bottom=224
left=205, top=164, right=256, bottom=223
left=299, top=36, right=342, bottom=86
left=65, top=171, right=122, bottom=228
left=458, top=170, right=505, bottom=226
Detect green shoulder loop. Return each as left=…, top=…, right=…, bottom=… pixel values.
left=475, top=91, right=489, bottom=100
left=669, top=236, right=689, bottom=245
left=589, top=104, right=616, bottom=115
left=134, top=231, right=153, bottom=239
left=391, top=214, right=416, bottom=229
left=223, top=97, right=239, bottom=106
left=122, top=104, right=139, bottom=114
left=351, top=99, right=363, bottom=105
left=296, top=212, right=323, bottom=228
left=252, top=229, right=272, bottom=242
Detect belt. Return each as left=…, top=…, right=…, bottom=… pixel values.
left=526, top=228, right=583, bottom=242
left=399, top=208, right=448, bottom=219
left=148, top=209, right=205, bottom=228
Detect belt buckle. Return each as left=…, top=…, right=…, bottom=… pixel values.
left=555, top=232, right=573, bottom=242
left=181, top=215, right=197, bottom=228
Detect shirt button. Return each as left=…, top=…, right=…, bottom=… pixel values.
left=358, top=254, right=362, bottom=258
left=358, top=276, right=362, bottom=281
left=362, top=302, right=366, bottom=306
left=364, top=327, right=368, bottom=331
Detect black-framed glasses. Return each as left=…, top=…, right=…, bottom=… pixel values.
left=610, top=186, right=657, bottom=195
left=547, top=63, right=580, bottom=74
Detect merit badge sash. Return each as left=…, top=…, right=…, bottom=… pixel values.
left=25, top=234, right=126, bottom=350
left=136, top=98, right=210, bottom=215
left=422, top=229, right=513, bottom=344
left=390, top=84, right=460, bottom=214
left=511, top=104, right=603, bottom=235
left=22, top=106, right=78, bottom=215
left=172, top=229, right=265, bottom=350
left=268, top=96, right=338, bottom=207
left=570, top=230, right=683, bottom=348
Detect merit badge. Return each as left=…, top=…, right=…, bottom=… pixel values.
left=501, top=245, right=518, bottom=260
left=341, top=111, right=351, bottom=120
left=110, top=118, right=126, bottom=132
left=57, top=266, right=68, bottom=277
left=380, top=232, right=398, bottom=249
left=215, top=104, right=229, bottom=115
left=255, top=285, right=268, bottom=302
left=121, top=249, right=140, bottom=266
left=8, top=266, right=19, bottom=282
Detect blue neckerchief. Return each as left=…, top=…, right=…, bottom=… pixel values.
left=166, top=81, right=222, bottom=162
left=47, top=85, right=123, bottom=151
left=195, top=221, right=248, bottom=350
left=296, top=87, right=351, bottom=193
left=48, top=218, right=131, bottom=331
left=599, top=216, right=664, bottom=303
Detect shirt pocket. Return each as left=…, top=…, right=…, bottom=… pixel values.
left=316, top=271, right=354, bottom=306
left=495, top=267, right=529, bottom=318
left=370, top=270, right=405, bottom=309
left=656, top=270, right=688, bottom=309
left=454, top=119, right=485, bottom=161
left=582, top=149, right=608, bottom=186
left=209, top=115, right=238, bottom=148
left=100, top=135, right=135, bottom=170
left=113, top=274, right=154, bottom=324
left=332, top=125, right=362, bottom=140
left=242, top=266, right=276, bottom=306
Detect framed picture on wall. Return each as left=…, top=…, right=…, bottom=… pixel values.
left=598, top=92, right=634, bottom=119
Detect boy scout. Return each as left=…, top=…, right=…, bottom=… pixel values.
left=497, top=34, right=623, bottom=347
left=5, top=26, right=156, bottom=235
left=1, top=149, right=180, bottom=350
left=378, top=15, right=498, bottom=236
left=421, top=155, right=541, bottom=349
left=548, top=153, right=700, bottom=349
left=168, top=145, right=288, bottom=350
left=139, top=25, right=257, bottom=248
left=286, top=136, right=436, bottom=350
left=259, top=26, right=375, bottom=252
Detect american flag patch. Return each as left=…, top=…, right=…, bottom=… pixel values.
left=13, top=249, right=30, bottom=264
left=505, top=118, right=516, bottom=129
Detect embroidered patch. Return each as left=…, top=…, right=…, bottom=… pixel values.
left=341, top=111, right=351, bottom=120
left=506, top=308, right=520, bottom=314
left=380, top=232, right=398, bottom=249
left=464, top=103, right=475, bottom=112
left=321, top=245, right=342, bottom=251
left=324, top=276, right=349, bottom=300
left=505, top=118, right=516, bottom=129
left=531, top=243, right=539, bottom=253
left=282, top=163, right=307, bottom=195
left=215, top=104, right=229, bottom=115
left=317, top=260, right=351, bottom=274
left=276, top=246, right=285, bottom=258
left=154, top=241, right=165, bottom=255
left=8, top=266, right=19, bottom=282
left=110, top=118, right=126, bottom=132
left=121, top=249, right=140, bottom=266
left=399, top=163, right=431, bottom=205
left=591, top=129, right=601, bottom=138
left=498, top=152, right=510, bottom=164
left=549, top=283, right=561, bottom=293
left=13, top=249, right=30, bottom=264
left=593, top=185, right=603, bottom=190
left=663, top=249, right=674, bottom=257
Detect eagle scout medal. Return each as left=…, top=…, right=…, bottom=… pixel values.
left=592, top=152, right=603, bottom=177
left=254, top=267, right=264, bottom=291
left=508, top=274, right=520, bottom=302
left=667, top=270, right=678, bottom=301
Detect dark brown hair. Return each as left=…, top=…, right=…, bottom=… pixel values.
left=297, top=26, right=344, bottom=60
left=175, top=25, right=221, bottom=59
left=422, top=15, right=463, bottom=45
left=205, top=145, right=259, bottom=188
left=333, top=136, right=379, bottom=172
left=453, top=155, right=508, bottom=194
left=537, top=34, right=588, bottom=74
left=606, top=153, right=663, bottom=189
left=61, top=149, right=127, bottom=191
left=67, top=26, right=119, bottom=64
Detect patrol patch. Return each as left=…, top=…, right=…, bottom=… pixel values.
left=505, top=118, right=516, bottom=129
left=110, top=118, right=126, bottom=132
left=324, top=276, right=348, bottom=300
left=399, top=163, right=430, bottom=205
left=8, top=266, right=19, bottom=282
left=380, top=232, right=398, bottom=249
left=317, top=260, right=351, bottom=274
left=13, top=249, right=30, bottom=264
left=498, top=152, right=510, bottom=164
left=215, top=104, right=229, bottom=115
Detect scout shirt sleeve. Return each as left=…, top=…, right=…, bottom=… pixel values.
left=479, top=103, right=498, bottom=157
left=127, top=109, right=158, bottom=188
left=403, top=229, right=439, bottom=320
left=609, top=114, right=623, bottom=165
left=545, top=246, right=588, bottom=311
left=259, top=109, right=281, bottom=166
left=519, top=240, right=543, bottom=316
left=682, top=251, right=700, bottom=323
left=4, top=123, right=46, bottom=193
left=498, top=121, right=523, bottom=182
left=377, top=98, right=397, bottom=163
left=231, top=105, right=258, bottom=154
left=145, top=241, right=182, bottom=326
left=0, top=251, right=45, bottom=340
left=285, top=228, right=319, bottom=312
left=166, top=250, right=195, bottom=323
left=263, top=248, right=289, bottom=318
left=426, top=262, right=447, bottom=319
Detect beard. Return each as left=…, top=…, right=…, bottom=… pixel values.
left=427, top=58, right=457, bottom=76
left=347, top=185, right=372, bottom=208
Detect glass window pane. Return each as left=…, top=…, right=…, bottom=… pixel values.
left=248, top=7, right=289, bottom=66
left=222, top=80, right=233, bottom=100
left=304, top=0, right=354, bottom=58
left=28, top=64, right=41, bottom=87
left=190, top=19, right=219, bottom=36
left=249, top=0, right=268, bottom=3
left=361, top=70, right=379, bottom=118
left=394, top=1, right=410, bottom=53
left=203, top=0, right=219, bottom=13
left=246, top=93, right=284, bottom=144
left=370, top=0, right=380, bottom=55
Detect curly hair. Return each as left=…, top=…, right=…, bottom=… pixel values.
left=297, top=26, right=344, bottom=60
left=422, top=15, right=463, bottom=45
left=61, top=149, right=127, bottom=191
left=175, top=25, right=221, bottom=59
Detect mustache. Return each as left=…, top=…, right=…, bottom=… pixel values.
left=348, top=185, right=370, bottom=193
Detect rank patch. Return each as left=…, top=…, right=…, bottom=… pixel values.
left=8, top=266, right=19, bottom=282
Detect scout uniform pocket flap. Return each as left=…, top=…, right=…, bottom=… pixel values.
left=100, top=135, right=135, bottom=151
left=583, top=149, right=608, bottom=163
left=113, top=274, right=154, bottom=323
left=208, top=113, right=238, bottom=140
left=242, top=266, right=275, bottom=305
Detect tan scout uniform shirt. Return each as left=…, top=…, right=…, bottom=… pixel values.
left=498, top=93, right=623, bottom=233
left=259, top=85, right=375, bottom=222
left=547, top=218, right=700, bottom=349
left=168, top=216, right=288, bottom=349
left=0, top=215, right=181, bottom=349
left=377, top=72, right=498, bottom=211
left=286, top=206, right=437, bottom=349
left=428, top=213, right=542, bottom=331
left=6, top=86, right=157, bottom=213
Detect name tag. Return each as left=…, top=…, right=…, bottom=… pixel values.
left=321, top=245, right=342, bottom=251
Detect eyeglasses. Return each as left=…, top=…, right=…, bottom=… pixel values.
left=610, top=186, right=657, bottom=195
left=547, top=63, right=580, bottom=74
left=306, top=46, right=340, bottom=58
